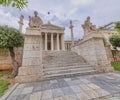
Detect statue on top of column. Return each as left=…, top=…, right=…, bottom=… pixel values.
left=29, top=11, right=43, bottom=28
left=82, top=16, right=97, bottom=35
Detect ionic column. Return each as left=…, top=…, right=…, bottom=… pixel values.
left=61, top=34, right=65, bottom=50
left=51, top=33, right=54, bottom=50
left=69, top=20, right=74, bottom=46
left=57, top=34, right=60, bottom=51
left=45, top=33, right=48, bottom=51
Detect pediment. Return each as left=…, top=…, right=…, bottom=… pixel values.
left=42, top=23, right=65, bottom=30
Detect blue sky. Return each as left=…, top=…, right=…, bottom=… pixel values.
left=0, top=0, right=120, bottom=40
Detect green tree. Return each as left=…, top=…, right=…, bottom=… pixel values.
left=0, top=0, right=28, bottom=9
left=109, top=34, right=120, bottom=48
left=0, top=25, right=24, bottom=78
left=115, top=21, right=120, bottom=33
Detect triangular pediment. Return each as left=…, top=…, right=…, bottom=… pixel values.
left=42, top=23, right=64, bottom=30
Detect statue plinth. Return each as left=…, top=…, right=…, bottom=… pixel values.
left=25, top=27, right=42, bottom=36
left=16, top=27, right=43, bottom=83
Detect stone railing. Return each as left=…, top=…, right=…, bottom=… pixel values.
left=71, top=32, right=113, bottom=72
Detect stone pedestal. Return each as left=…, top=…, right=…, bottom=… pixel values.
left=16, top=28, right=43, bottom=83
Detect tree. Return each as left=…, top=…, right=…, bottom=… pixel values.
left=0, top=25, right=24, bottom=78
left=0, top=0, right=28, bottom=9
left=109, top=34, right=120, bottom=48
left=115, top=21, right=120, bottom=33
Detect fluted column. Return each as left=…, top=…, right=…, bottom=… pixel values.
left=45, top=33, right=48, bottom=51
left=61, top=34, right=65, bottom=50
left=51, top=33, right=54, bottom=50
left=57, top=34, right=60, bottom=51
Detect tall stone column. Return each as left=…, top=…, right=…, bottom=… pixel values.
left=45, top=33, right=48, bottom=51
left=69, top=20, right=74, bottom=47
left=57, top=34, right=60, bottom=51
left=18, top=15, right=24, bottom=32
left=61, top=34, right=65, bottom=50
left=51, top=33, right=54, bottom=50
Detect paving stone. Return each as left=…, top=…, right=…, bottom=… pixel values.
left=72, top=80, right=82, bottom=85
left=54, top=96, right=67, bottom=100
left=29, top=91, right=41, bottom=100
left=65, top=94, right=79, bottom=100
left=6, top=95, right=18, bottom=100
left=52, top=88, right=64, bottom=98
left=70, top=86, right=82, bottom=93
left=84, top=89, right=100, bottom=99
left=61, top=87, right=75, bottom=95
left=70, top=77, right=79, bottom=81
left=57, top=79, right=66, bottom=83
left=16, top=94, right=30, bottom=100
left=33, top=85, right=42, bottom=92
left=64, top=78, right=71, bottom=82
left=80, top=79, right=91, bottom=84
left=94, top=88, right=110, bottom=97
left=50, top=80, right=58, bottom=84
left=16, top=84, right=25, bottom=89
left=50, top=83, right=60, bottom=89
left=21, top=87, right=33, bottom=94
left=41, top=90, right=53, bottom=100
left=76, top=93, right=91, bottom=100
left=40, top=83, right=51, bottom=91
left=66, top=81, right=76, bottom=86
left=58, top=81, right=69, bottom=88
left=87, top=83, right=100, bottom=90
left=9, top=87, right=23, bottom=96
left=4, top=73, right=120, bottom=100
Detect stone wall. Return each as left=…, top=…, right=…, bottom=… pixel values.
left=0, top=47, right=23, bottom=70
left=105, top=45, right=114, bottom=62
left=71, top=33, right=113, bottom=72
left=112, top=50, right=120, bottom=61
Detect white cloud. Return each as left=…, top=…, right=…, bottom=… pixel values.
left=70, top=0, right=95, bottom=6
left=0, top=0, right=120, bottom=40
left=0, top=9, right=18, bottom=28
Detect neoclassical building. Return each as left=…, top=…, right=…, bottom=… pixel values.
left=41, top=22, right=65, bottom=51
left=19, top=12, right=74, bottom=51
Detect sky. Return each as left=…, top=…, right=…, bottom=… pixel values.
left=0, top=0, right=120, bottom=40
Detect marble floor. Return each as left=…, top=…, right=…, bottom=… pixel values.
left=4, top=72, right=120, bottom=100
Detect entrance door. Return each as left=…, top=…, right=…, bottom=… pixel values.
left=48, top=42, right=51, bottom=50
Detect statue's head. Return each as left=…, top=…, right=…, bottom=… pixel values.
left=70, top=20, right=72, bottom=25
left=34, top=11, right=38, bottom=16
left=87, top=16, right=90, bottom=20
left=20, top=15, right=24, bottom=19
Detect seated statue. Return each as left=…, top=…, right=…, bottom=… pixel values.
left=29, top=11, right=43, bottom=28
left=82, top=16, right=97, bottom=35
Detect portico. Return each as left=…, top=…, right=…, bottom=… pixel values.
left=41, top=23, right=65, bottom=51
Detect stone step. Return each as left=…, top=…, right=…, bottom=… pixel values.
left=44, top=67, right=95, bottom=75
left=43, top=61, right=86, bottom=65
left=43, top=63, right=91, bottom=68
left=43, top=70, right=98, bottom=80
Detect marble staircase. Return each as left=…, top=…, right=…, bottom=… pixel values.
left=42, top=51, right=98, bottom=79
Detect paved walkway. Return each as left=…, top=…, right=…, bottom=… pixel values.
left=3, top=72, right=120, bottom=100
